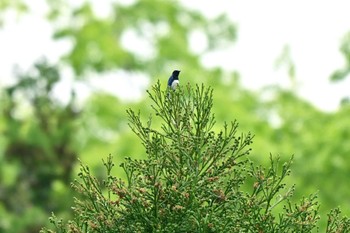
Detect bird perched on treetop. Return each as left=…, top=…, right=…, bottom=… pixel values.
left=168, top=70, right=180, bottom=90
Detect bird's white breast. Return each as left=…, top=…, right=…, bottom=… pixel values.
left=171, top=80, right=179, bottom=89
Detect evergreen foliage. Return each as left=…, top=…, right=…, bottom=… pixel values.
left=41, top=82, right=350, bottom=232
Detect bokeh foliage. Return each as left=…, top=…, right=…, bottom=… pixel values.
left=1, top=0, right=350, bottom=232
left=0, top=61, right=81, bottom=232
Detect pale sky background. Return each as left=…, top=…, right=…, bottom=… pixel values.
left=0, top=0, right=350, bottom=111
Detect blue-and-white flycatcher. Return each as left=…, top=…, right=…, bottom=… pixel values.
left=168, top=70, right=180, bottom=90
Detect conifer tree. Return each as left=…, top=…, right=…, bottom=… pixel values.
left=42, top=82, right=350, bottom=233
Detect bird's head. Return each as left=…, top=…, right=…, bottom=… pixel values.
left=172, top=70, right=181, bottom=79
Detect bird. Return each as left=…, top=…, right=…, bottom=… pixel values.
left=168, top=70, right=180, bottom=90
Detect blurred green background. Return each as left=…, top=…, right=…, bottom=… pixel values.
left=1, top=1, right=350, bottom=232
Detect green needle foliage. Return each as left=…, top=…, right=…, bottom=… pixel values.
left=41, top=82, right=350, bottom=233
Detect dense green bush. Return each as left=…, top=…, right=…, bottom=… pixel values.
left=41, top=82, right=350, bottom=232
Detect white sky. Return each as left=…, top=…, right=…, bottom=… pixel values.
left=185, top=0, right=350, bottom=111
left=0, top=0, right=350, bottom=111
